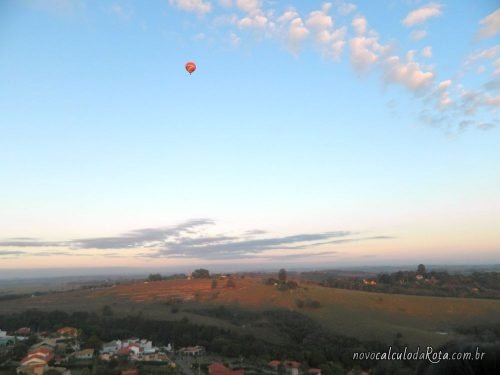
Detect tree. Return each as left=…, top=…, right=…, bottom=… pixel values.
left=11, top=342, right=28, bottom=360
left=192, top=269, right=210, bottom=279
left=147, top=273, right=163, bottom=281
left=85, top=335, right=102, bottom=351
left=417, top=264, right=427, bottom=275
left=101, top=305, right=113, bottom=316
left=278, top=268, right=287, bottom=283
left=211, top=279, right=218, bottom=289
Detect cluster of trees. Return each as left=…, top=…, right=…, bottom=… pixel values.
left=295, top=298, right=321, bottom=309
left=0, top=307, right=417, bottom=375
left=263, top=269, right=299, bottom=291
left=309, top=265, right=500, bottom=299
left=191, top=269, right=210, bottom=279
left=146, top=273, right=187, bottom=282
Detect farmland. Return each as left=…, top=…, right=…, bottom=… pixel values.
left=2, top=276, right=500, bottom=348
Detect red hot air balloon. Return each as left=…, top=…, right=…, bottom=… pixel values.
left=185, top=61, right=196, bottom=75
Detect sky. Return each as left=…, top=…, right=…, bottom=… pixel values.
left=0, top=0, right=499, bottom=274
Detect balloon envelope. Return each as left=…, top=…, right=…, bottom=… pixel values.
left=185, top=62, right=196, bottom=75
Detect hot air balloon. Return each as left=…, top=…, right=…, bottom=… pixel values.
left=185, top=61, right=196, bottom=75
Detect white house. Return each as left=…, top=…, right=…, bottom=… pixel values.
left=74, top=349, right=94, bottom=360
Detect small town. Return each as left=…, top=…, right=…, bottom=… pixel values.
left=0, top=326, right=326, bottom=375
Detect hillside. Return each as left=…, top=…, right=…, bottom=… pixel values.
left=2, top=276, right=500, bottom=347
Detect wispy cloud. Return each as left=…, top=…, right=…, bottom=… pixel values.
left=0, top=219, right=392, bottom=261
left=402, top=3, right=443, bottom=27
left=476, top=9, right=500, bottom=40
left=169, top=0, right=212, bottom=15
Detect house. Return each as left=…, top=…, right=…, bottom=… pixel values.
left=142, top=353, right=170, bottom=362
left=57, top=327, right=78, bottom=338
left=362, top=279, right=377, bottom=286
left=346, top=370, right=369, bottom=375
left=208, top=362, right=244, bottom=375
left=74, top=349, right=94, bottom=360
left=117, top=347, right=131, bottom=357
left=100, top=353, right=113, bottom=362
left=416, top=275, right=424, bottom=281
left=179, top=345, right=205, bottom=356
left=102, top=339, right=122, bottom=353
left=268, top=360, right=281, bottom=369
left=283, top=360, right=301, bottom=375
left=16, top=358, right=47, bottom=375
left=17, top=347, right=55, bottom=375
left=0, top=332, right=15, bottom=347
left=21, top=347, right=55, bottom=363
left=121, top=369, right=138, bottom=375
left=16, top=327, right=31, bottom=336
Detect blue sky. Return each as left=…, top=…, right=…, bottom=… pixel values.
left=0, top=0, right=499, bottom=272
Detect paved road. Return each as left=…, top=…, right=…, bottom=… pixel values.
left=174, top=357, right=197, bottom=375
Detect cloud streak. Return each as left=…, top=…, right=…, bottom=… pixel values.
left=0, top=219, right=393, bottom=261
left=402, top=3, right=443, bottom=27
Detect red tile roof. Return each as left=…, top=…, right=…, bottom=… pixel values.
left=268, top=360, right=281, bottom=368
left=283, top=360, right=301, bottom=369
left=209, top=362, right=244, bottom=375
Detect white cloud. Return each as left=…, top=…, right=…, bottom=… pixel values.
left=306, top=9, right=333, bottom=31
left=410, top=29, right=428, bottom=40
left=287, top=17, right=310, bottom=53
left=236, top=0, right=261, bottom=14
left=402, top=3, right=442, bottom=27
left=219, top=0, right=232, bottom=7
left=28, top=0, right=86, bottom=16
left=110, top=4, right=133, bottom=20
left=278, top=9, right=299, bottom=24
left=337, top=1, right=356, bottom=16
left=349, top=34, right=388, bottom=73
left=477, top=9, right=500, bottom=39
left=421, top=46, right=432, bottom=58
left=494, top=58, right=500, bottom=77
left=383, top=52, right=434, bottom=92
left=169, top=0, right=212, bottom=15
left=466, top=46, right=500, bottom=65
left=229, top=32, right=240, bottom=46
left=302, top=4, right=346, bottom=59
left=352, top=16, right=367, bottom=35
left=238, top=13, right=268, bottom=28
left=436, top=79, right=452, bottom=108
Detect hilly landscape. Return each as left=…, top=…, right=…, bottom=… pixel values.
left=3, top=274, right=500, bottom=348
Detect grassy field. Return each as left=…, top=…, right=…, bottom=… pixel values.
left=2, top=277, right=500, bottom=348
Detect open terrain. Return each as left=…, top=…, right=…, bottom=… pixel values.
left=2, top=277, right=500, bottom=347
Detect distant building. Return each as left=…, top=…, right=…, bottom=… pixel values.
left=16, top=327, right=31, bottom=336
left=142, top=353, right=170, bottom=362
left=74, top=349, right=94, bottom=360
left=17, top=347, right=55, bottom=375
left=268, top=360, right=281, bottom=369
left=121, top=369, right=138, bottom=375
left=0, top=331, right=15, bottom=348
left=102, top=339, right=122, bottom=353
left=178, top=345, right=205, bottom=356
left=209, top=362, right=244, bottom=375
left=57, top=327, right=78, bottom=338
left=283, top=360, right=301, bottom=375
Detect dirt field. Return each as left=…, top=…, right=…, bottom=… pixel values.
left=2, top=276, right=500, bottom=347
